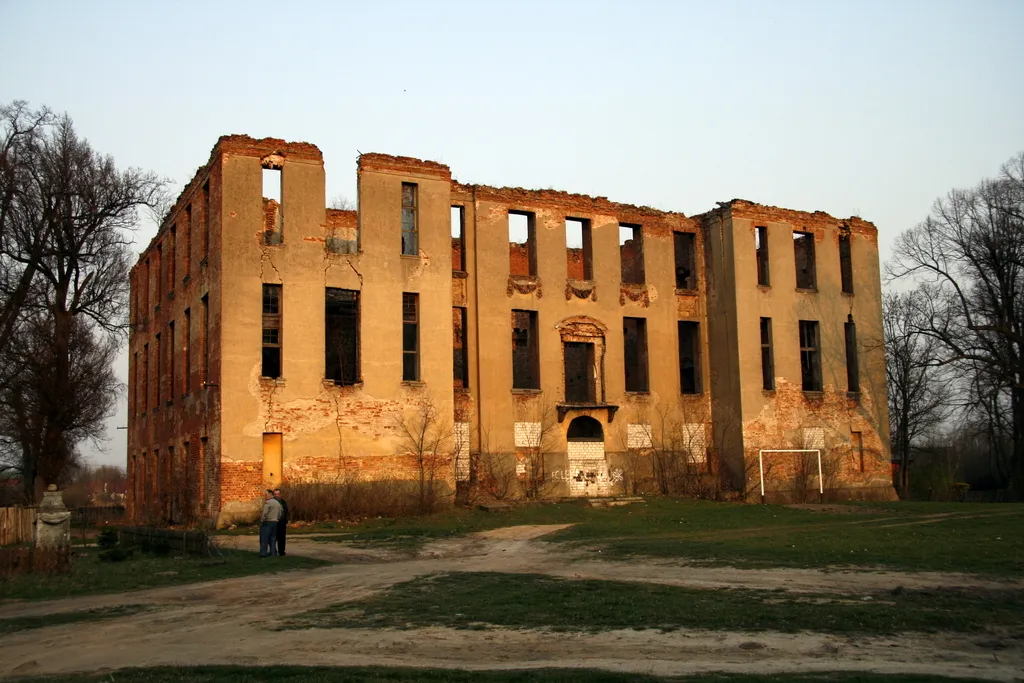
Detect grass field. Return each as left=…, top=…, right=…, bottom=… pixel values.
left=6, top=666, right=1001, bottom=683
left=301, top=499, right=1024, bottom=575
left=283, top=571, right=1024, bottom=635
left=0, top=549, right=327, bottom=601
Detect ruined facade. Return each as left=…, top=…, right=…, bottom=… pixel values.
left=126, top=136, right=895, bottom=527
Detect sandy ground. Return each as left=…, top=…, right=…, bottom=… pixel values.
left=1, top=524, right=1022, bottom=681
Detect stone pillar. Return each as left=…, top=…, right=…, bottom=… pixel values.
left=34, top=484, right=72, bottom=556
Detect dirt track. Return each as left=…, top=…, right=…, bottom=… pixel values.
left=1, top=525, right=1022, bottom=681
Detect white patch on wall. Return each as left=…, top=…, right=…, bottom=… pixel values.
left=567, top=441, right=613, bottom=497
left=454, top=422, right=470, bottom=482
left=516, top=458, right=527, bottom=475
left=803, top=427, right=825, bottom=450
left=514, top=421, right=541, bottom=448
left=683, top=423, right=707, bottom=463
left=627, top=424, right=653, bottom=449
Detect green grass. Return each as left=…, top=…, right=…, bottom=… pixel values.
left=299, top=499, right=1024, bottom=575
left=283, top=571, right=1024, bottom=635
left=0, top=605, right=148, bottom=635
left=0, top=549, right=328, bottom=601
left=6, top=666, right=1002, bottom=683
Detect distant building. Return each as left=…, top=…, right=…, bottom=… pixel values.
left=127, top=136, right=895, bottom=527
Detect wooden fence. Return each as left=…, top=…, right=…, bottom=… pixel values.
left=0, top=507, right=34, bottom=546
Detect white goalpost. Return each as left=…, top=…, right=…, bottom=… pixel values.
left=758, top=449, right=822, bottom=505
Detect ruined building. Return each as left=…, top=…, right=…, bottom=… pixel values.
left=126, top=136, right=896, bottom=527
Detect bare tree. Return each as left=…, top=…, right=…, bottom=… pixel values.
left=882, top=290, right=953, bottom=496
left=393, top=394, right=454, bottom=513
left=0, top=101, right=164, bottom=502
left=515, top=398, right=559, bottom=499
left=328, top=194, right=356, bottom=211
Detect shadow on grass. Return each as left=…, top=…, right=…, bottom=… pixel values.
left=0, top=605, right=149, bottom=635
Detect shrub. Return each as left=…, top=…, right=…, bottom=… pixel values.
left=280, top=478, right=450, bottom=522
left=97, top=527, right=118, bottom=550
left=98, top=546, right=133, bottom=562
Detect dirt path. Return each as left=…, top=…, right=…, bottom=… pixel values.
left=1, top=524, right=1022, bottom=681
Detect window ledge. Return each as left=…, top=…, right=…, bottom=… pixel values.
left=846, top=391, right=861, bottom=401
left=802, top=390, right=824, bottom=398
left=511, top=388, right=541, bottom=395
left=181, top=392, right=190, bottom=400
left=200, top=256, right=208, bottom=267
left=401, top=380, right=426, bottom=387
left=182, top=274, right=191, bottom=286
left=400, top=253, right=421, bottom=260
left=556, top=402, right=619, bottom=423
left=165, top=400, right=173, bottom=407
left=452, top=270, right=468, bottom=279
left=680, top=391, right=705, bottom=397
left=154, top=304, right=161, bottom=314
left=675, top=288, right=699, bottom=296
left=260, top=377, right=287, bottom=386
left=454, top=386, right=470, bottom=394
left=795, top=287, right=818, bottom=294
left=167, top=290, right=175, bottom=301
left=757, top=284, right=772, bottom=292
left=323, top=379, right=363, bottom=388
left=624, top=390, right=651, bottom=396
left=842, top=291, right=855, bottom=297
left=762, top=389, right=776, bottom=397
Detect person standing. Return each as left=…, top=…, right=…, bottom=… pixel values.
left=273, top=488, right=289, bottom=556
left=259, top=489, right=282, bottom=558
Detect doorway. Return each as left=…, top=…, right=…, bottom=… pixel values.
left=564, top=342, right=595, bottom=403
left=566, top=416, right=611, bottom=497
left=262, top=433, right=283, bottom=489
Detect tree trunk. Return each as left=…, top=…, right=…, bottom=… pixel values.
left=1012, top=386, right=1024, bottom=493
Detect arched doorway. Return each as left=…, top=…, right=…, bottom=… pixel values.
left=566, top=416, right=612, bottom=497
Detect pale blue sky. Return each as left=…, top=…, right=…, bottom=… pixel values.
left=1, top=0, right=1021, bottom=466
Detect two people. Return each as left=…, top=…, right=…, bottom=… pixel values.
left=258, top=488, right=289, bottom=557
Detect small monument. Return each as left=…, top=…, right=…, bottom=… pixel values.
left=35, top=485, right=72, bottom=561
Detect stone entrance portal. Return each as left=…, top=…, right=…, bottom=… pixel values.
left=566, top=416, right=612, bottom=497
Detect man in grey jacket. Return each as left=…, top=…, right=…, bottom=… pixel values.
left=259, top=489, right=283, bottom=557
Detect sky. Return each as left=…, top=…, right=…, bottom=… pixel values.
left=1, top=0, right=1022, bottom=468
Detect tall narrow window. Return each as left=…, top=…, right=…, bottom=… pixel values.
left=620, top=223, right=644, bottom=284
left=263, top=167, right=282, bottom=245
left=183, top=204, right=192, bottom=276
left=677, top=321, right=701, bottom=394
left=512, top=309, right=539, bottom=390
left=799, top=320, right=822, bottom=391
left=183, top=308, right=191, bottom=394
left=623, top=317, right=649, bottom=392
left=794, top=231, right=816, bottom=289
left=326, top=288, right=360, bottom=385
left=673, top=232, right=697, bottom=290
left=168, top=225, right=176, bottom=290
left=201, top=294, right=209, bottom=384
left=143, top=259, right=150, bottom=314
left=840, top=232, right=854, bottom=294
left=133, top=351, right=139, bottom=415
left=852, top=431, right=865, bottom=473
left=401, top=183, right=418, bottom=256
left=453, top=306, right=469, bottom=389
left=142, top=343, right=149, bottom=412
left=167, top=321, right=175, bottom=402
left=155, top=244, right=163, bottom=303
left=201, top=180, right=210, bottom=259
left=262, top=285, right=282, bottom=379
left=566, top=218, right=593, bottom=280
left=760, top=317, right=775, bottom=391
left=402, top=293, right=419, bottom=381
left=845, top=316, right=860, bottom=393
left=451, top=206, right=465, bottom=272
left=155, top=333, right=162, bottom=405
left=756, top=226, right=770, bottom=286
left=563, top=342, right=595, bottom=402
left=509, top=211, right=537, bottom=277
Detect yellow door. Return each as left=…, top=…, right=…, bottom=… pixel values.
left=262, top=433, right=283, bottom=489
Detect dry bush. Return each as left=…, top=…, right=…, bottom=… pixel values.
left=279, top=477, right=445, bottom=522
left=478, top=452, right=519, bottom=501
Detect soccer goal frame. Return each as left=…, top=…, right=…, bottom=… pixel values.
left=757, top=449, right=822, bottom=505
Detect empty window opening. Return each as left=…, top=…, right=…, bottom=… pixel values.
left=451, top=206, right=466, bottom=271
left=183, top=204, right=192, bottom=276
left=674, top=232, right=697, bottom=290
left=512, top=309, right=539, bottom=389
left=564, top=341, right=595, bottom=403
left=201, top=294, right=209, bottom=385
left=143, top=259, right=150, bottom=314
left=326, top=288, right=360, bottom=385
left=201, top=180, right=210, bottom=258
left=142, top=343, right=149, bottom=412
left=401, top=183, right=418, bottom=256
left=852, top=431, right=865, bottom=473
left=619, top=223, right=645, bottom=284
left=155, top=244, right=163, bottom=302
left=402, top=293, right=419, bottom=381
left=623, top=317, right=649, bottom=393
left=567, top=415, right=603, bottom=441
left=760, top=317, right=775, bottom=391
left=262, top=167, right=283, bottom=246
left=794, top=231, right=816, bottom=289
left=155, top=332, right=162, bottom=404
left=840, top=232, right=854, bottom=294
left=509, top=211, right=537, bottom=277
left=262, top=284, right=282, bottom=379
left=565, top=218, right=593, bottom=281
left=756, top=226, right=770, bottom=286
left=453, top=306, right=469, bottom=389
left=132, top=351, right=138, bottom=415
left=167, top=226, right=176, bottom=290
left=845, top=315, right=859, bottom=393
left=167, top=321, right=175, bottom=402
left=799, top=320, right=822, bottom=391
left=678, top=321, right=701, bottom=394
left=183, top=309, right=191, bottom=394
